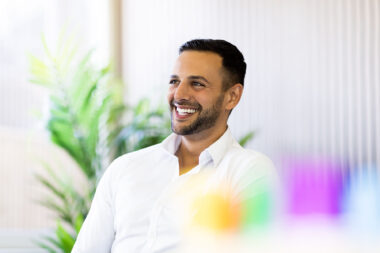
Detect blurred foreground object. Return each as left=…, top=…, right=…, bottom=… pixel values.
left=174, top=170, right=276, bottom=253
left=284, top=157, right=344, bottom=218
left=192, top=191, right=240, bottom=231
left=342, top=165, right=380, bottom=236
left=183, top=170, right=275, bottom=233
left=176, top=159, right=380, bottom=253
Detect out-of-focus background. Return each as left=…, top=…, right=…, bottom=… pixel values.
left=1, top=0, right=379, bottom=252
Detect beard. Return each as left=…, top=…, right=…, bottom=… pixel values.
left=170, top=94, right=224, bottom=135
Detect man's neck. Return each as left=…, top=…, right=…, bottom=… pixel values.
left=175, top=125, right=228, bottom=175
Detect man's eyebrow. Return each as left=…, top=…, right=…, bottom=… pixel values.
left=188, top=75, right=210, bottom=84
left=169, top=75, right=210, bottom=84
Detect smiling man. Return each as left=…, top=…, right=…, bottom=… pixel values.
left=72, top=39, right=275, bottom=253
left=168, top=46, right=244, bottom=175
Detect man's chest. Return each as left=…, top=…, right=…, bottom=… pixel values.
left=111, top=167, right=183, bottom=252
left=109, top=157, right=237, bottom=252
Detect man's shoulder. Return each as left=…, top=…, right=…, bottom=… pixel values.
left=227, top=144, right=273, bottom=165
left=224, top=146, right=276, bottom=181
left=223, top=146, right=277, bottom=197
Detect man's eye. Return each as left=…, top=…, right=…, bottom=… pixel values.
left=192, top=82, right=205, bottom=87
left=169, top=79, right=179, bottom=85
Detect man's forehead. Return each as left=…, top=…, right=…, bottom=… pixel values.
left=172, top=51, right=223, bottom=76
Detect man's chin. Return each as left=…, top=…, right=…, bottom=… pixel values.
left=172, top=126, right=191, bottom=136
left=171, top=123, right=198, bottom=136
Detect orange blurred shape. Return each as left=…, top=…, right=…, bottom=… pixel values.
left=192, top=192, right=240, bottom=231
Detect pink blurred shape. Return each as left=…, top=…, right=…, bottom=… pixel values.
left=284, top=157, right=344, bottom=217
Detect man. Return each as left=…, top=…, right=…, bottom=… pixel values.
left=72, top=39, right=275, bottom=253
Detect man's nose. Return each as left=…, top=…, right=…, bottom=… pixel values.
left=174, top=82, right=191, bottom=101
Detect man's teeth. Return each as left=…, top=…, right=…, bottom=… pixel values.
left=176, top=108, right=196, bottom=115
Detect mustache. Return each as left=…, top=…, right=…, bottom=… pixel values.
left=170, top=99, right=201, bottom=110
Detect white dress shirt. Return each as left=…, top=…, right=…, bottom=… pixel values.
left=72, top=128, right=276, bottom=253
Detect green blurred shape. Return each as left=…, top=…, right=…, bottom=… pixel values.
left=240, top=182, right=273, bottom=231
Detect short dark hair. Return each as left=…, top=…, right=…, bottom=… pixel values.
left=179, top=39, right=246, bottom=90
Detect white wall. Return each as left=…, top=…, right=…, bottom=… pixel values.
left=122, top=0, right=380, bottom=172
left=0, top=0, right=110, bottom=129
left=0, top=126, right=88, bottom=250
left=0, top=0, right=111, bottom=248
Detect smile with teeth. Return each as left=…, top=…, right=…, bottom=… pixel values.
left=176, top=107, right=197, bottom=115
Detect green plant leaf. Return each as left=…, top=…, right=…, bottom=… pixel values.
left=35, top=174, right=66, bottom=200
left=56, top=222, right=75, bottom=253
left=74, top=213, right=84, bottom=234
left=239, top=131, right=255, bottom=147
left=35, top=242, right=57, bottom=253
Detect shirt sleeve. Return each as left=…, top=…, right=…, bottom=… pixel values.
left=72, top=165, right=116, bottom=253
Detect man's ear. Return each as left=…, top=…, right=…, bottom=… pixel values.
left=224, top=83, right=243, bottom=111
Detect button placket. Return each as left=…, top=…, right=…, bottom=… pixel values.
left=144, top=159, right=179, bottom=252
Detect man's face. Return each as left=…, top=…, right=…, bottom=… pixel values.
left=167, top=51, right=227, bottom=135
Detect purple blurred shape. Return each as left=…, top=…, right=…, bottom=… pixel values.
left=284, top=157, right=344, bottom=217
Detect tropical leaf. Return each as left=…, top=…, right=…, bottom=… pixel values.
left=74, top=214, right=84, bottom=234
left=56, top=222, right=75, bottom=253
left=35, top=241, right=57, bottom=253
left=239, top=131, right=255, bottom=147
left=40, top=236, right=61, bottom=250
left=35, top=174, right=66, bottom=201
left=28, top=54, right=53, bottom=86
left=30, top=34, right=125, bottom=252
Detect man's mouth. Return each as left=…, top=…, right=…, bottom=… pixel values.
left=172, top=101, right=199, bottom=119
left=176, top=106, right=197, bottom=115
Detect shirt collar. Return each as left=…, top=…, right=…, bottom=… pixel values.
left=201, top=127, right=237, bottom=167
left=160, top=127, right=238, bottom=167
left=161, top=133, right=181, bottom=155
